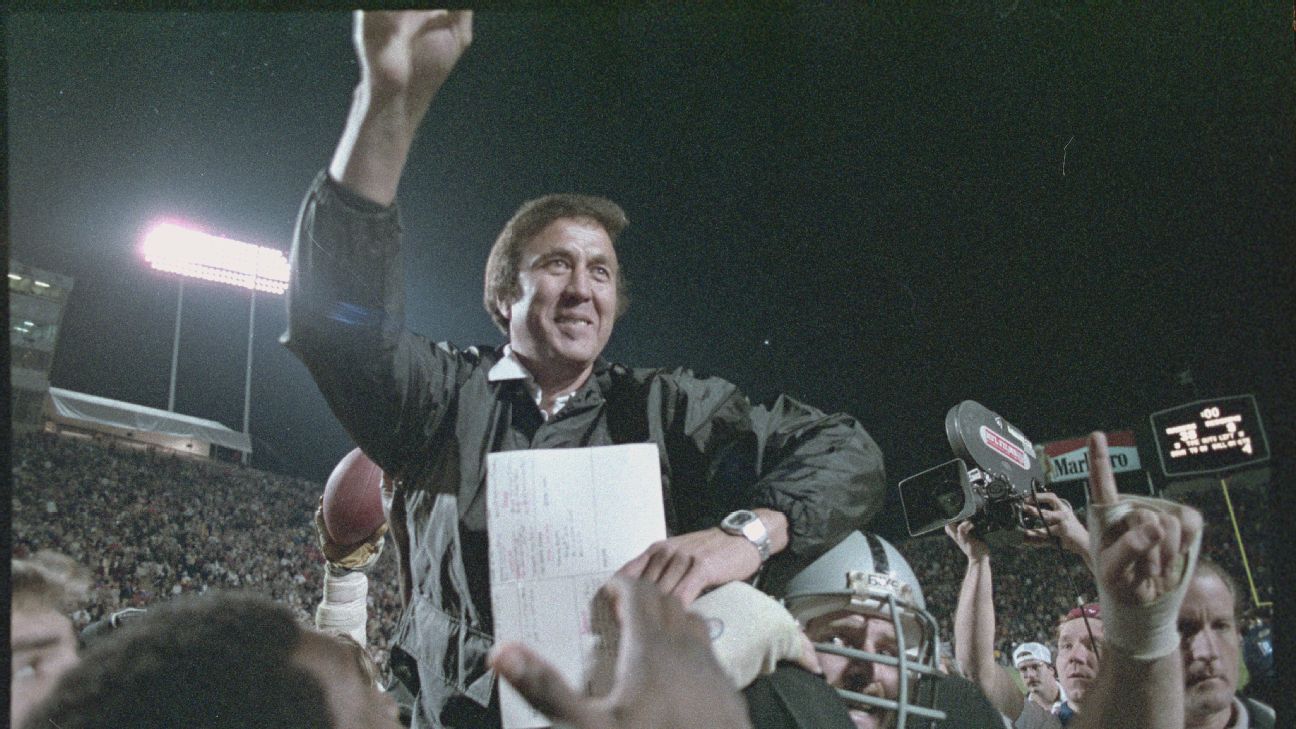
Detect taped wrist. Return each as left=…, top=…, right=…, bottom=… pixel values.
left=691, top=581, right=804, bottom=688
left=1087, top=495, right=1202, bottom=660
left=315, top=566, right=370, bottom=647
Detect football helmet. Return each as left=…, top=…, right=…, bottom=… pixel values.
left=782, top=531, right=946, bottom=727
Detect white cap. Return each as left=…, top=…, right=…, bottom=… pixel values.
left=1013, top=642, right=1052, bottom=667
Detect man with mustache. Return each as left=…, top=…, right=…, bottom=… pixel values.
left=1179, top=559, right=1274, bottom=729
left=1012, top=643, right=1064, bottom=713
left=775, top=530, right=1006, bottom=729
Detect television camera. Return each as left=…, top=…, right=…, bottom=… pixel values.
left=897, top=401, right=1049, bottom=549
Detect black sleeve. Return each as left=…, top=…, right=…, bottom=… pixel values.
left=932, top=673, right=1015, bottom=729
left=743, top=664, right=854, bottom=729
left=746, top=393, right=886, bottom=568
left=665, top=370, right=885, bottom=586
left=281, top=171, right=471, bottom=474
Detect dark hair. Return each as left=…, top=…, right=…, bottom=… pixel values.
left=23, top=591, right=333, bottom=729
left=483, top=194, right=629, bottom=333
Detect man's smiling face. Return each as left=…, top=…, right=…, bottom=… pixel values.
left=504, top=216, right=618, bottom=385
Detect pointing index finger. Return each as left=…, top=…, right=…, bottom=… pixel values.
left=1086, top=431, right=1119, bottom=507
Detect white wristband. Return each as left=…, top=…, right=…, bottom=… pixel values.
left=315, top=567, right=369, bottom=647
left=1087, top=495, right=1201, bottom=660
left=691, top=581, right=804, bottom=688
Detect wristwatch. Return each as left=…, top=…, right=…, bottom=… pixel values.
left=720, top=509, right=770, bottom=563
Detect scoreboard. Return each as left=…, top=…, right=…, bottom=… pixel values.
left=1149, top=395, right=1269, bottom=478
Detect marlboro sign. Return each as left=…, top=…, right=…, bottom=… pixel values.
left=1042, top=430, right=1141, bottom=483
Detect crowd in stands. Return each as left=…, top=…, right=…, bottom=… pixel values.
left=10, top=432, right=403, bottom=682
left=12, top=431, right=1273, bottom=683
left=899, top=532, right=1098, bottom=662
left=1175, top=485, right=1273, bottom=608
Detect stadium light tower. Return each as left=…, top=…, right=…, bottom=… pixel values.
left=142, top=221, right=290, bottom=463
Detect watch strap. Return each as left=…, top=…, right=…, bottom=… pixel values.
left=722, top=510, right=771, bottom=563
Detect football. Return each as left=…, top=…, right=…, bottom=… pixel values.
left=321, top=447, right=386, bottom=545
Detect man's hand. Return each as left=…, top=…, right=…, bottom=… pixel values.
left=689, top=581, right=821, bottom=688
left=616, top=529, right=762, bottom=607
left=616, top=509, right=786, bottom=607
left=944, top=519, right=989, bottom=563
left=329, top=10, right=473, bottom=206
left=1022, top=491, right=1091, bottom=563
left=355, top=11, right=473, bottom=105
left=1086, top=432, right=1201, bottom=609
left=1066, top=441, right=1201, bottom=729
left=489, top=576, right=753, bottom=729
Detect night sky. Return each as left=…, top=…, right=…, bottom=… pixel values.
left=9, top=7, right=1293, bottom=541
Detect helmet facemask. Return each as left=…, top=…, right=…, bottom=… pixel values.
left=784, top=533, right=948, bottom=728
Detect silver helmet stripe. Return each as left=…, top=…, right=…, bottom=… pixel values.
left=783, top=531, right=948, bottom=728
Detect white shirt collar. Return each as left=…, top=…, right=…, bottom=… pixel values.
left=487, top=344, right=531, bottom=382
left=487, top=345, right=574, bottom=420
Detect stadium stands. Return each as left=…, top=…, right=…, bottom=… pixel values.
left=12, top=431, right=1271, bottom=683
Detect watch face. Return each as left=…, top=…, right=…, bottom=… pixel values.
left=723, top=511, right=756, bottom=529
left=721, top=509, right=769, bottom=562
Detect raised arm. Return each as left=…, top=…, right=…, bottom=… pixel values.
left=329, top=10, right=472, bottom=205
left=283, top=11, right=476, bottom=473
left=946, top=520, right=1025, bottom=720
left=1070, top=432, right=1202, bottom=729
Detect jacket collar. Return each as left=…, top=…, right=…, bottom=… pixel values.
left=488, top=344, right=612, bottom=383
left=488, top=345, right=612, bottom=418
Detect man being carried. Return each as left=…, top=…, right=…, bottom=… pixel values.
left=285, top=11, right=883, bottom=727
